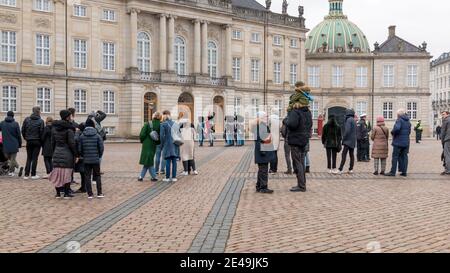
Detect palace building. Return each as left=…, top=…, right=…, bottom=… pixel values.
left=430, top=52, right=450, bottom=131
left=0, top=0, right=307, bottom=138
left=305, top=0, right=432, bottom=135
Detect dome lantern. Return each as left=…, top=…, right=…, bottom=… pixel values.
left=328, top=0, right=345, bottom=17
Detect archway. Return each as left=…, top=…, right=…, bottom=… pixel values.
left=178, top=92, right=194, bottom=123
left=213, top=96, right=225, bottom=135
left=144, top=92, right=157, bottom=123
left=327, top=106, right=347, bottom=129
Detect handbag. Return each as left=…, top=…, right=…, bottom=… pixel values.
left=149, top=122, right=159, bottom=141
left=171, top=123, right=184, bottom=146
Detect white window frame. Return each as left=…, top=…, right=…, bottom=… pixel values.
left=290, top=38, right=298, bottom=48
left=137, top=32, right=151, bottom=72
left=2, top=85, right=17, bottom=112
left=1, top=30, right=16, bottom=63
left=36, top=34, right=50, bottom=66
left=251, top=98, right=260, bottom=117
left=332, top=65, right=344, bottom=88
left=208, top=41, right=218, bottom=78
left=251, top=58, right=260, bottom=83
left=407, top=102, right=418, bottom=120
left=273, top=62, right=282, bottom=84
left=274, top=99, right=282, bottom=117
left=232, top=30, right=242, bottom=40
left=174, top=36, right=186, bottom=75
left=104, top=127, right=115, bottom=136
left=383, top=64, right=395, bottom=87
left=0, top=0, right=16, bottom=8
left=234, top=97, right=241, bottom=115
left=251, top=32, right=261, bottom=43
left=73, top=5, right=87, bottom=17
left=356, top=101, right=368, bottom=118
left=290, top=64, right=298, bottom=85
left=103, top=90, right=115, bottom=114
left=34, top=0, right=51, bottom=12
left=356, top=66, right=368, bottom=88
left=102, top=41, right=115, bottom=71
left=312, top=101, right=319, bottom=119
left=232, top=57, right=241, bottom=81
left=407, top=64, right=418, bottom=87
left=383, top=102, right=393, bottom=120
left=102, top=9, right=116, bottom=22
left=36, top=87, right=51, bottom=113
left=73, top=39, right=87, bottom=69
left=74, top=89, right=87, bottom=114
left=308, top=66, right=320, bottom=88
left=273, top=35, right=282, bottom=46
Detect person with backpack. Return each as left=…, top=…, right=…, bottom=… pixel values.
left=138, top=112, right=161, bottom=182
left=322, top=115, right=342, bottom=174
left=78, top=118, right=104, bottom=199
left=371, top=116, right=389, bottom=175
left=160, top=110, right=180, bottom=182
left=41, top=116, right=54, bottom=179
left=22, top=106, right=45, bottom=179
left=0, top=111, right=23, bottom=177
left=281, top=116, right=292, bottom=175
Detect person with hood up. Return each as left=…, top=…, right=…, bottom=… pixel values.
left=337, top=109, right=357, bottom=175
left=321, top=115, right=342, bottom=174
left=0, top=111, right=23, bottom=177
left=49, top=110, right=77, bottom=199
left=78, top=118, right=104, bottom=199
left=385, top=109, right=411, bottom=177
left=21, top=106, right=45, bottom=179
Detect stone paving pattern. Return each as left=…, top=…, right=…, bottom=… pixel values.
left=1, top=140, right=449, bottom=253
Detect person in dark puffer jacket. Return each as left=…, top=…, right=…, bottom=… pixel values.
left=21, top=106, right=44, bottom=179
left=78, top=118, right=104, bottom=199
left=338, top=109, right=357, bottom=174
left=49, top=110, right=77, bottom=199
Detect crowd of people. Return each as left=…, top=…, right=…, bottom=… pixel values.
left=0, top=106, right=107, bottom=199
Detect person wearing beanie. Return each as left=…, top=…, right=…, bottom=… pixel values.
left=21, top=106, right=44, bottom=179
left=0, top=111, right=23, bottom=177
left=48, top=110, right=77, bottom=199
left=371, top=116, right=390, bottom=175
left=78, top=117, right=104, bottom=199
left=287, top=81, right=314, bottom=112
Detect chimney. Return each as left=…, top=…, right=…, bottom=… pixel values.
left=388, top=25, right=396, bottom=38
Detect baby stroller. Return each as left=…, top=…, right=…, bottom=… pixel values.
left=0, top=136, right=10, bottom=176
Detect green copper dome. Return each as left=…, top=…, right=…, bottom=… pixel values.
left=305, top=0, right=370, bottom=54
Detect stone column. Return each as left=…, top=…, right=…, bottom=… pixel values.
left=201, top=21, right=209, bottom=75
left=159, top=14, right=167, bottom=71
left=224, top=24, right=232, bottom=77
left=53, top=0, right=66, bottom=73
left=129, top=8, right=140, bottom=68
left=167, top=15, right=175, bottom=72
left=193, top=19, right=201, bottom=74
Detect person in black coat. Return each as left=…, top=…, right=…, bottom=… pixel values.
left=286, top=105, right=312, bottom=192
left=0, top=111, right=23, bottom=176
left=253, top=112, right=275, bottom=194
left=356, top=114, right=370, bottom=162
left=21, top=106, right=45, bottom=179
left=322, top=115, right=342, bottom=173
left=41, top=116, right=54, bottom=178
left=78, top=118, right=104, bottom=198
left=49, top=110, right=77, bottom=199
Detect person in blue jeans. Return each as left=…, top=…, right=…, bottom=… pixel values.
left=385, top=109, right=411, bottom=177
left=154, top=144, right=166, bottom=174
left=160, top=110, right=180, bottom=182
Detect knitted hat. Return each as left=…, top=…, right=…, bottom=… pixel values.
left=85, top=118, right=95, bottom=128
left=376, top=116, right=385, bottom=123
left=60, top=110, right=71, bottom=121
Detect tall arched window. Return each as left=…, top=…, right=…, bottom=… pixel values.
left=208, top=41, right=218, bottom=78
left=174, top=36, right=186, bottom=75
left=137, top=32, right=151, bottom=72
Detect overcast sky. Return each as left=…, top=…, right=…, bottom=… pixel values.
left=256, top=0, right=448, bottom=59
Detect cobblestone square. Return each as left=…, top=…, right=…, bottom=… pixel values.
left=0, top=139, right=449, bottom=253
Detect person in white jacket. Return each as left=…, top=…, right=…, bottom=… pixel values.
left=269, top=110, right=280, bottom=174
left=179, top=113, right=198, bottom=176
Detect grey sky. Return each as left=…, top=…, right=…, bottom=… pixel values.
left=256, top=0, right=448, bottom=59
